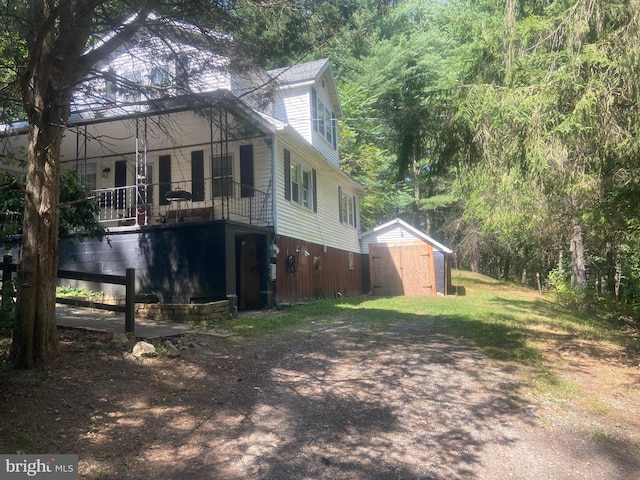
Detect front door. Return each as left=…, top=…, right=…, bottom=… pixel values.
left=236, top=236, right=262, bottom=310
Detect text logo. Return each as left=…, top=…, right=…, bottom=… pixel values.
left=1, top=455, right=78, bottom=479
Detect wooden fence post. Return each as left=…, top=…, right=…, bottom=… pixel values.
left=2, top=254, right=14, bottom=309
left=125, top=268, right=135, bottom=335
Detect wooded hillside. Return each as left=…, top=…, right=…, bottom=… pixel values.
left=302, top=0, right=640, bottom=316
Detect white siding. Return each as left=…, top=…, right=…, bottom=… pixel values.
left=361, top=225, right=423, bottom=254
left=279, top=87, right=312, bottom=142
left=76, top=40, right=232, bottom=112
left=361, top=221, right=451, bottom=255
left=311, top=130, right=339, bottom=168
left=274, top=137, right=360, bottom=253
left=273, top=84, right=340, bottom=168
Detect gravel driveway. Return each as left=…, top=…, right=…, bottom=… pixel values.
left=1, top=313, right=638, bottom=479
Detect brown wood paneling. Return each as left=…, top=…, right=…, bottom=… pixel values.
left=275, top=235, right=363, bottom=304
left=370, top=242, right=436, bottom=296
left=369, top=244, right=403, bottom=296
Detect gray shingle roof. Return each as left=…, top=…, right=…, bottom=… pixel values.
left=268, top=58, right=330, bottom=86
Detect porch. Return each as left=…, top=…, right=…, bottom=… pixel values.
left=94, top=178, right=272, bottom=228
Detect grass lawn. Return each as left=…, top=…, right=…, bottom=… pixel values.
left=220, top=270, right=639, bottom=400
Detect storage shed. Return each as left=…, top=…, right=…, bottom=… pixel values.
left=361, top=218, right=453, bottom=296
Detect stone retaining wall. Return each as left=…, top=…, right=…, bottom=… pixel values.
left=136, top=300, right=230, bottom=325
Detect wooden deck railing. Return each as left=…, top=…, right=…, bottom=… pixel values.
left=1, top=254, right=136, bottom=334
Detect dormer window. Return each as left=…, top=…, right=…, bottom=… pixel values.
left=148, top=67, right=170, bottom=87
left=311, top=88, right=337, bottom=149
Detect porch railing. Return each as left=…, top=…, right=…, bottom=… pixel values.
left=93, top=179, right=272, bottom=227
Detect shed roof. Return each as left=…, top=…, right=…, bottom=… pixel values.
left=361, top=218, right=453, bottom=254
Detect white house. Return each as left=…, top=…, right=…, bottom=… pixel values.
left=1, top=18, right=363, bottom=310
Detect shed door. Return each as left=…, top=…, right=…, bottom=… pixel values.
left=369, top=242, right=436, bottom=296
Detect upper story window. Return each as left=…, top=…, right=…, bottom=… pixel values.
left=311, top=88, right=337, bottom=149
left=81, top=163, right=97, bottom=191
left=338, top=186, right=356, bottom=228
left=212, top=153, right=233, bottom=197
left=284, top=149, right=317, bottom=212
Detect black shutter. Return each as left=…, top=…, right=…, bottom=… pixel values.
left=311, top=88, right=318, bottom=132
left=312, top=168, right=317, bottom=213
left=115, top=160, right=127, bottom=209
left=284, top=149, right=291, bottom=200
left=240, top=144, right=254, bottom=197
left=191, top=150, right=205, bottom=202
left=338, top=186, right=342, bottom=223
left=159, top=155, right=171, bottom=206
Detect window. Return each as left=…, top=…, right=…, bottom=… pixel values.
left=311, top=88, right=337, bottom=148
left=284, top=148, right=316, bottom=212
left=212, top=154, right=233, bottom=197
left=302, top=170, right=311, bottom=209
left=148, top=67, right=169, bottom=87
left=339, top=187, right=356, bottom=228
left=82, top=164, right=97, bottom=191
left=291, top=163, right=300, bottom=204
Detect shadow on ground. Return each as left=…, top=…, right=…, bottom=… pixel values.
left=0, top=308, right=638, bottom=480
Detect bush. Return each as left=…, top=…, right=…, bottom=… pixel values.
left=546, top=269, right=588, bottom=309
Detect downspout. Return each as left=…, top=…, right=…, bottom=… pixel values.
left=269, top=130, right=278, bottom=308
left=270, top=131, right=278, bottom=232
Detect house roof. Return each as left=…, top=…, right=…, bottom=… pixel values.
left=361, top=218, right=453, bottom=253
left=268, top=58, right=331, bottom=86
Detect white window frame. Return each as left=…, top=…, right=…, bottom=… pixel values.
left=212, top=153, right=233, bottom=198
left=340, top=189, right=356, bottom=228
left=289, top=162, right=314, bottom=211
left=82, top=163, right=98, bottom=191
left=312, top=88, right=337, bottom=148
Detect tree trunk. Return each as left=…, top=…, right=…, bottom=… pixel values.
left=9, top=1, right=152, bottom=368
left=412, top=162, right=421, bottom=229
left=558, top=249, right=564, bottom=273
left=503, top=255, right=511, bottom=282
left=570, top=219, right=587, bottom=289
left=470, top=246, right=480, bottom=273
left=11, top=20, right=71, bottom=366
left=11, top=114, right=65, bottom=368
left=605, top=242, right=617, bottom=295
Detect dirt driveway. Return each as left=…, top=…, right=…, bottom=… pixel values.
left=1, top=313, right=639, bottom=479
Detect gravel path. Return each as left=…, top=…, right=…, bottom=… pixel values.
left=1, top=314, right=638, bottom=479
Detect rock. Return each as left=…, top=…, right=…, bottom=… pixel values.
left=163, top=340, right=181, bottom=358
left=122, top=351, right=137, bottom=361
left=132, top=341, right=156, bottom=358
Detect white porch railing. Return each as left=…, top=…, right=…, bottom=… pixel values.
left=93, top=180, right=272, bottom=227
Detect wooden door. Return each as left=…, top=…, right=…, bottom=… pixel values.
left=369, top=242, right=436, bottom=296
left=238, top=236, right=261, bottom=310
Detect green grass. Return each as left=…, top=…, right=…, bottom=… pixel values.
left=56, top=286, right=103, bottom=298
left=218, top=270, right=639, bottom=400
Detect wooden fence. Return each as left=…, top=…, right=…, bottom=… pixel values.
left=1, top=253, right=136, bottom=334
